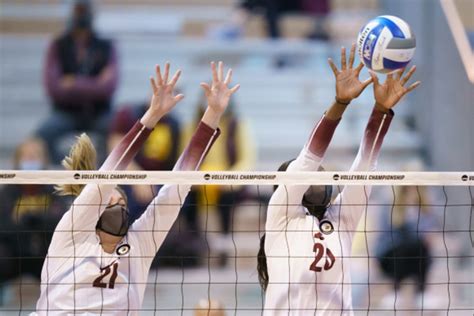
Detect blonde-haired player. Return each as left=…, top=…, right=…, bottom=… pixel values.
left=258, top=45, right=420, bottom=315
left=34, top=62, right=239, bottom=315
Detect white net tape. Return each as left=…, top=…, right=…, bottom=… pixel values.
left=0, top=170, right=472, bottom=185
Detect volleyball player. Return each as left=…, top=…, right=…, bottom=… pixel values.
left=33, top=61, right=240, bottom=315
left=257, top=44, right=420, bottom=315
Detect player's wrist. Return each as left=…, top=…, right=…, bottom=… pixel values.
left=325, top=99, right=349, bottom=121
left=140, top=108, right=163, bottom=129
left=374, top=102, right=390, bottom=113
left=201, top=106, right=222, bottom=129
left=335, top=97, right=351, bottom=106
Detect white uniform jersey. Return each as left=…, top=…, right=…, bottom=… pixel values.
left=34, top=121, right=219, bottom=315
left=263, top=109, right=393, bottom=315
left=34, top=183, right=190, bottom=315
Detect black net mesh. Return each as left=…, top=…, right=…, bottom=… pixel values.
left=0, top=182, right=472, bottom=315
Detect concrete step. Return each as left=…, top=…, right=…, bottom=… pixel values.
left=1, top=1, right=378, bottom=38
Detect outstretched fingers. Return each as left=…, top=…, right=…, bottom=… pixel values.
left=224, top=69, right=233, bottom=85
left=395, top=67, right=405, bottom=81
left=204, top=62, right=239, bottom=96
left=200, top=82, right=211, bottom=96
left=387, top=72, right=394, bottom=82
left=211, top=61, right=218, bottom=84
left=355, top=62, right=364, bottom=76
left=218, top=61, right=224, bottom=82
left=155, top=65, right=163, bottom=86
left=401, top=66, right=416, bottom=86
left=169, top=70, right=182, bottom=89
left=341, top=47, right=347, bottom=70
left=328, top=58, right=338, bottom=76
left=174, top=94, right=185, bottom=103
left=369, top=71, right=380, bottom=86
left=361, top=76, right=373, bottom=89
left=349, top=43, right=356, bottom=69
left=229, top=84, right=240, bottom=94
left=150, top=77, right=158, bottom=95
left=404, top=81, right=421, bottom=94
left=163, top=62, right=170, bottom=84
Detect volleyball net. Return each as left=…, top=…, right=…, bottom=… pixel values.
left=0, top=170, right=472, bottom=315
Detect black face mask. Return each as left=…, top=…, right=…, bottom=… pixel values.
left=72, top=14, right=92, bottom=30
left=68, top=1, right=93, bottom=32
left=96, top=204, right=130, bottom=237
left=302, top=184, right=333, bottom=220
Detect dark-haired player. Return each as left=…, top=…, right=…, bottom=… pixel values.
left=258, top=44, right=420, bottom=315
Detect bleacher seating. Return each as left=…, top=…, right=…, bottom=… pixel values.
left=0, top=0, right=421, bottom=170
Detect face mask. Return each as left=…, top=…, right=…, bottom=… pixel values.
left=73, top=14, right=92, bottom=30
left=302, top=184, right=333, bottom=219
left=96, top=204, right=130, bottom=237
left=19, top=160, right=43, bottom=171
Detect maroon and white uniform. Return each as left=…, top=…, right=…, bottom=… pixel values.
left=264, top=109, right=393, bottom=316
left=34, top=122, right=220, bottom=315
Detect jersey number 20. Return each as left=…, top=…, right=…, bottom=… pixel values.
left=310, top=243, right=336, bottom=272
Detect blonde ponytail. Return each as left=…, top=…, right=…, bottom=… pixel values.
left=55, top=133, right=97, bottom=196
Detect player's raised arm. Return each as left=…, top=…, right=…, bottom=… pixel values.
left=334, top=66, right=421, bottom=229
left=173, top=61, right=240, bottom=170
left=267, top=44, right=373, bottom=227
left=131, top=62, right=240, bottom=254
left=305, top=44, right=374, bottom=158
left=53, top=63, right=184, bottom=240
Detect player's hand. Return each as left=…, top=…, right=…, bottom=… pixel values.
left=370, top=66, right=421, bottom=111
left=200, top=61, right=240, bottom=115
left=141, top=63, right=184, bottom=129
left=149, top=62, right=184, bottom=117
left=328, top=44, right=372, bottom=104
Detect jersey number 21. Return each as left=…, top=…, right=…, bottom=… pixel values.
left=93, top=262, right=119, bottom=289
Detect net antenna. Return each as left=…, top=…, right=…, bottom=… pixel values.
left=440, top=0, right=474, bottom=83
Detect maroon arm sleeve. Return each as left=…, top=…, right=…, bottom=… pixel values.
left=174, top=122, right=220, bottom=171
left=331, top=107, right=394, bottom=229
left=360, top=108, right=394, bottom=165
left=306, top=115, right=341, bottom=157
left=101, top=121, right=152, bottom=171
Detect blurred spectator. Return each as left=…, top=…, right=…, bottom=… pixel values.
left=194, top=299, right=226, bottom=316
left=212, top=0, right=331, bottom=41
left=108, top=100, right=181, bottom=223
left=376, top=184, right=439, bottom=309
left=182, top=97, right=256, bottom=266
left=0, top=138, right=66, bottom=290
left=36, top=0, right=118, bottom=164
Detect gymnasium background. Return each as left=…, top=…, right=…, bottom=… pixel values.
left=0, top=0, right=473, bottom=314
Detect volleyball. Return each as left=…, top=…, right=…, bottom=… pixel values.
left=357, top=15, right=416, bottom=73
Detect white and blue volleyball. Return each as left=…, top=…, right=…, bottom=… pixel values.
left=357, top=15, right=416, bottom=73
